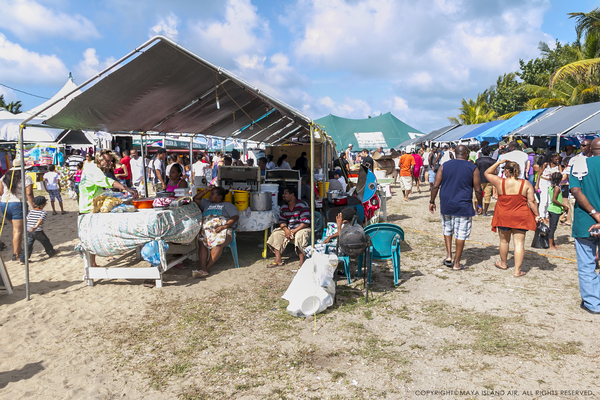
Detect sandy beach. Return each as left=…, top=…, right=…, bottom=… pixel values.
left=0, top=186, right=596, bottom=399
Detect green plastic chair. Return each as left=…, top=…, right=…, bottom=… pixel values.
left=357, top=223, right=404, bottom=286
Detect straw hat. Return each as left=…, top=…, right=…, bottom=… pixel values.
left=9, top=158, right=33, bottom=170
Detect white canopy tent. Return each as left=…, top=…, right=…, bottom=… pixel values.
left=0, top=78, right=82, bottom=142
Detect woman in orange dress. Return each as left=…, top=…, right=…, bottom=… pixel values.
left=484, top=160, right=540, bottom=277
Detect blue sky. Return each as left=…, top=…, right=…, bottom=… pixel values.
left=0, top=0, right=596, bottom=133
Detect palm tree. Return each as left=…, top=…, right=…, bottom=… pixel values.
left=0, top=95, right=23, bottom=114
left=550, top=9, right=600, bottom=87
left=521, top=79, right=600, bottom=109
left=448, top=92, right=496, bottom=125
left=5, top=101, right=22, bottom=114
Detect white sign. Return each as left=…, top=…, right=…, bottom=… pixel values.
left=354, top=132, right=388, bottom=149
left=408, top=132, right=424, bottom=140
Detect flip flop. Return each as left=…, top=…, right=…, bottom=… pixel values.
left=267, top=261, right=284, bottom=268
left=192, top=269, right=209, bottom=278
left=495, top=261, right=508, bottom=270
left=61, top=211, right=67, bottom=215
left=452, top=265, right=469, bottom=271
left=443, top=259, right=453, bottom=267
left=514, top=271, right=526, bottom=277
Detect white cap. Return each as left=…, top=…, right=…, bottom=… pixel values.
left=348, top=143, right=353, bottom=148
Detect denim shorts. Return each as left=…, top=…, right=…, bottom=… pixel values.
left=0, top=202, right=26, bottom=220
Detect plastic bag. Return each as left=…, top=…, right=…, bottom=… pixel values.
left=110, top=204, right=138, bottom=213
left=141, top=240, right=169, bottom=267
left=531, top=222, right=550, bottom=249
left=282, top=252, right=338, bottom=317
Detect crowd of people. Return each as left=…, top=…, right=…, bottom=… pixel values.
left=424, top=139, right=600, bottom=315
left=3, top=138, right=600, bottom=316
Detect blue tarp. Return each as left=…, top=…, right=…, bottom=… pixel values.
left=475, top=109, right=547, bottom=144
left=461, top=120, right=504, bottom=139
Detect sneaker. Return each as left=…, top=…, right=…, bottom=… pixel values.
left=11, top=254, right=17, bottom=261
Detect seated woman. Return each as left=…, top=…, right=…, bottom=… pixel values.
left=166, top=163, right=188, bottom=191
left=192, top=186, right=239, bottom=278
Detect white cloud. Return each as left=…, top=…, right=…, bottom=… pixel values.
left=314, top=96, right=372, bottom=118
left=392, top=96, right=409, bottom=112
left=149, top=12, right=180, bottom=40
left=74, top=48, right=116, bottom=81
left=0, top=33, right=68, bottom=84
left=187, top=0, right=270, bottom=67
left=0, top=0, right=100, bottom=41
left=286, top=0, right=552, bottom=130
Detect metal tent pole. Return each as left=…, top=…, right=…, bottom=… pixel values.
left=189, top=135, right=194, bottom=181
left=141, top=134, right=148, bottom=198
left=19, top=125, right=30, bottom=300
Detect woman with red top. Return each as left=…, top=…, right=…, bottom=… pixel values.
left=485, top=160, right=540, bottom=277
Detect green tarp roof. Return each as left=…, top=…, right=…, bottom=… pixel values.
left=314, top=112, right=423, bottom=150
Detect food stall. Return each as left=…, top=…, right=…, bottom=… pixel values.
left=78, top=195, right=203, bottom=287
left=16, top=36, right=335, bottom=295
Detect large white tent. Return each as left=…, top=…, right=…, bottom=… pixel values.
left=0, top=78, right=81, bottom=142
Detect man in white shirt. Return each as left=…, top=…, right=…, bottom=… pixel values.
left=498, top=141, right=528, bottom=179
left=440, top=145, right=454, bottom=164
left=129, top=149, right=146, bottom=194
left=43, top=165, right=65, bottom=215
left=333, top=169, right=347, bottom=192
left=192, top=154, right=209, bottom=183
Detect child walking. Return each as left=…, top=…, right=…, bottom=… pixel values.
left=43, top=164, right=65, bottom=215
left=547, top=172, right=565, bottom=250
left=20, top=196, right=58, bottom=263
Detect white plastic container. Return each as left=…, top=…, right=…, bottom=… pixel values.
left=300, top=287, right=332, bottom=316
left=261, top=184, right=279, bottom=209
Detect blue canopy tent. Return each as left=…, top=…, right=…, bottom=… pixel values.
left=432, top=123, right=484, bottom=142
left=475, top=109, right=547, bottom=144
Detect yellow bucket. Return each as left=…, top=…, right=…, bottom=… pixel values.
left=318, top=181, right=329, bottom=197
left=233, top=190, right=249, bottom=211
left=224, top=191, right=233, bottom=203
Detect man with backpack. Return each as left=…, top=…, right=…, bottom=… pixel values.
left=428, top=146, right=442, bottom=191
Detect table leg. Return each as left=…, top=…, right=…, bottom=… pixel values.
left=83, top=250, right=94, bottom=287
left=262, top=229, right=268, bottom=259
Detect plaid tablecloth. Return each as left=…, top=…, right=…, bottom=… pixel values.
left=77, top=203, right=202, bottom=256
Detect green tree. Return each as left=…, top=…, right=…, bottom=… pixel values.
left=487, top=73, right=529, bottom=117
left=448, top=92, right=496, bottom=125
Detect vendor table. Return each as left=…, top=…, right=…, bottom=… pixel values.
left=236, top=207, right=279, bottom=258
left=78, top=203, right=203, bottom=288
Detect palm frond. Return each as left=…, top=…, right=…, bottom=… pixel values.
left=550, top=58, right=600, bottom=87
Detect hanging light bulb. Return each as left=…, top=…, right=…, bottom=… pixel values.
left=249, top=122, right=254, bottom=131
left=215, top=89, right=220, bottom=110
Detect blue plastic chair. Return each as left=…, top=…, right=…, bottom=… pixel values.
left=357, top=223, right=404, bottom=286
left=225, top=230, right=239, bottom=269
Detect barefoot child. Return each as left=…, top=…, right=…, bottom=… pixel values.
left=20, top=196, right=58, bottom=263
left=43, top=165, right=65, bottom=215
left=547, top=172, right=564, bottom=250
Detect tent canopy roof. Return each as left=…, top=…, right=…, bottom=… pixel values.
left=398, top=124, right=457, bottom=147
left=512, top=103, right=600, bottom=138
left=475, top=109, right=547, bottom=144
left=433, top=123, right=484, bottom=142
left=38, top=37, right=316, bottom=145
left=314, top=112, right=422, bottom=150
